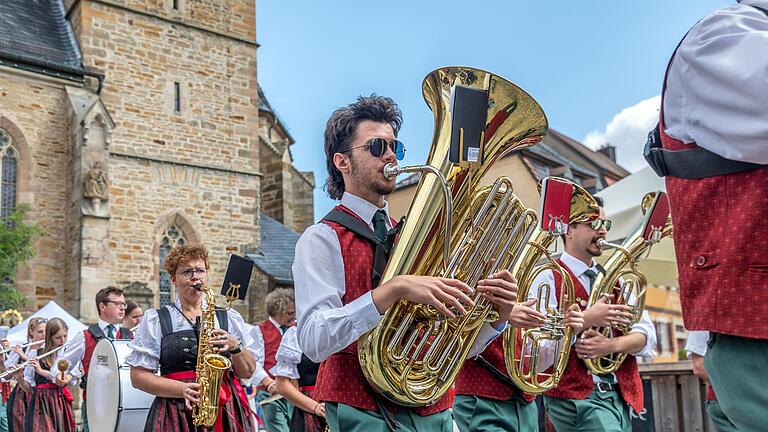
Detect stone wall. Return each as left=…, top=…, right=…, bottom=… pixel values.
left=72, top=0, right=261, bottom=309
left=292, top=170, right=315, bottom=232
left=0, top=70, right=74, bottom=312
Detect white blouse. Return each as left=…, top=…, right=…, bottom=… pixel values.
left=269, top=327, right=302, bottom=380
left=125, top=298, right=256, bottom=371
left=22, top=347, right=77, bottom=387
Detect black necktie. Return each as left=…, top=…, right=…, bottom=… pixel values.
left=279, top=325, right=289, bottom=334
left=583, top=269, right=598, bottom=289
left=106, top=324, right=115, bottom=340
left=372, top=209, right=388, bottom=243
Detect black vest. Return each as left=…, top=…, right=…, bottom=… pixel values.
left=157, top=306, right=230, bottom=376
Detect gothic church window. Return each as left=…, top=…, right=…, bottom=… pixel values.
left=0, top=129, right=18, bottom=220
left=159, top=225, right=186, bottom=306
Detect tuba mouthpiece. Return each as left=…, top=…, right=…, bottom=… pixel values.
left=383, top=163, right=401, bottom=179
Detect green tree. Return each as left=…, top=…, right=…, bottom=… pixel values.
left=0, top=205, right=44, bottom=310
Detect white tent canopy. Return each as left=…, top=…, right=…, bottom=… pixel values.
left=595, top=166, right=678, bottom=287
left=5, top=301, right=87, bottom=346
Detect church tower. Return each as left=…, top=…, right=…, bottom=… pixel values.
left=63, top=0, right=260, bottom=320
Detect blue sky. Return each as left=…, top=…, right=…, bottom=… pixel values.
left=256, top=0, right=731, bottom=220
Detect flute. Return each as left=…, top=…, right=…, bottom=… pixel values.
left=0, top=344, right=67, bottom=381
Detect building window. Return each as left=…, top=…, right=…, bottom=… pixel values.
left=159, top=225, right=186, bottom=306
left=173, top=82, right=181, bottom=113
left=0, top=129, right=18, bottom=220
left=172, top=0, right=179, bottom=10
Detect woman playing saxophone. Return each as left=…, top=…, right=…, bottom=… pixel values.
left=126, top=243, right=257, bottom=432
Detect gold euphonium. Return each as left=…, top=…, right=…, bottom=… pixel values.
left=192, top=285, right=232, bottom=427
left=583, top=191, right=673, bottom=375
left=503, top=178, right=600, bottom=394
left=357, top=66, right=548, bottom=406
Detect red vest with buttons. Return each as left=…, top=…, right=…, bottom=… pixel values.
left=455, top=337, right=536, bottom=402
left=544, top=260, right=644, bottom=413
left=313, top=205, right=453, bottom=415
left=257, top=320, right=283, bottom=389
left=659, top=115, right=768, bottom=339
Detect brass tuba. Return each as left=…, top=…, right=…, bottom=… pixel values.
left=504, top=178, right=600, bottom=394
left=357, top=66, right=548, bottom=406
left=192, top=285, right=232, bottom=426
left=583, top=191, right=672, bottom=375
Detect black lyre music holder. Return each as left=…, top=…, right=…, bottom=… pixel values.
left=220, top=254, right=255, bottom=307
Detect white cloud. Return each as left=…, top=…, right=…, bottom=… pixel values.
left=583, top=95, right=660, bottom=173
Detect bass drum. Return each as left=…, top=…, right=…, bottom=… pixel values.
left=87, top=339, right=154, bottom=432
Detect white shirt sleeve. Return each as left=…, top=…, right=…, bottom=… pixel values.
left=51, top=329, right=86, bottom=381
left=294, top=223, right=383, bottom=363
left=126, top=308, right=162, bottom=371
left=4, top=351, right=20, bottom=369
left=685, top=330, right=710, bottom=358
left=225, top=309, right=256, bottom=356
left=269, top=327, right=302, bottom=380
left=23, top=348, right=37, bottom=387
left=664, top=3, right=768, bottom=163
left=249, top=325, right=269, bottom=385
left=628, top=310, right=657, bottom=360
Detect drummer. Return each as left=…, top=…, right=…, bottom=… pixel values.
left=126, top=243, right=257, bottom=432
left=52, top=286, right=131, bottom=432
left=24, top=318, right=76, bottom=432
left=4, top=317, right=46, bottom=432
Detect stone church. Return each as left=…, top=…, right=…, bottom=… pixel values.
left=0, top=0, right=313, bottom=322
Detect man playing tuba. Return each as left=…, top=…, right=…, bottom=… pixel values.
left=528, top=197, right=656, bottom=432
left=293, top=95, right=518, bottom=431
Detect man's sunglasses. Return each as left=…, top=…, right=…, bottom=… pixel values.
left=343, top=138, right=406, bottom=161
left=588, top=219, right=612, bottom=231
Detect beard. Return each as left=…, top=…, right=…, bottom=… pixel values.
left=350, top=156, right=396, bottom=196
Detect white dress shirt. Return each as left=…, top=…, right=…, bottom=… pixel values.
left=663, top=0, right=768, bottom=164
left=248, top=317, right=284, bottom=386
left=125, top=298, right=255, bottom=371
left=51, top=318, right=118, bottom=381
left=269, top=326, right=302, bottom=380
left=527, top=251, right=657, bottom=381
left=294, top=192, right=502, bottom=363
left=684, top=330, right=710, bottom=358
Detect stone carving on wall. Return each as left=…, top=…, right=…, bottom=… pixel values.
left=120, top=281, right=155, bottom=311
left=82, top=162, right=109, bottom=217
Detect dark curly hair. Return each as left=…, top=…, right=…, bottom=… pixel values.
left=323, top=95, right=402, bottom=200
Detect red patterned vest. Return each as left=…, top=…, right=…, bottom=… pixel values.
left=313, top=205, right=453, bottom=415
left=455, top=337, right=536, bottom=402
left=659, top=115, right=768, bottom=339
left=544, top=260, right=644, bottom=413
left=257, top=320, right=283, bottom=389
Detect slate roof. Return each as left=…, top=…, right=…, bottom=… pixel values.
left=247, top=213, right=300, bottom=284
left=0, top=0, right=84, bottom=81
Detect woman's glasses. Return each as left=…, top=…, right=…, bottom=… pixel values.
left=344, top=138, right=406, bottom=161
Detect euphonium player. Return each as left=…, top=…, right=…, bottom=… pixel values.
left=126, top=244, right=256, bottom=432
left=452, top=299, right=584, bottom=432
left=293, top=96, right=518, bottom=432
left=528, top=197, right=656, bottom=432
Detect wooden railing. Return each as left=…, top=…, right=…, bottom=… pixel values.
left=634, top=361, right=716, bottom=432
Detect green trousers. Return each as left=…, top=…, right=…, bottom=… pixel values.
left=325, top=402, right=452, bottom=432
left=452, top=394, right=538, bottom=432
left=544, top=390, right=630, bottom=432
left=705, top=399, right=737, bottom=432
left=257, top=390, right=293, bottom=432
left=0, top=399, right=7, bottom=432
left=705, top=333, right=768, bottom=432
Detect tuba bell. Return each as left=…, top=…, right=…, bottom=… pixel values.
left=503, top=177, right=600, bottom=394
left=357, top=66, right=548, bottom=406
left=583, top=191, right=672, bottom=375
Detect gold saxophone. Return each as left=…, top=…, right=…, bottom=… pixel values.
left=357, top=66, right=549, bottom=406
left=504, top=178, right=600, bottom=394
left=583, top=191, right=673, bottom=375
left=192, top=285, right=232, bottom=427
